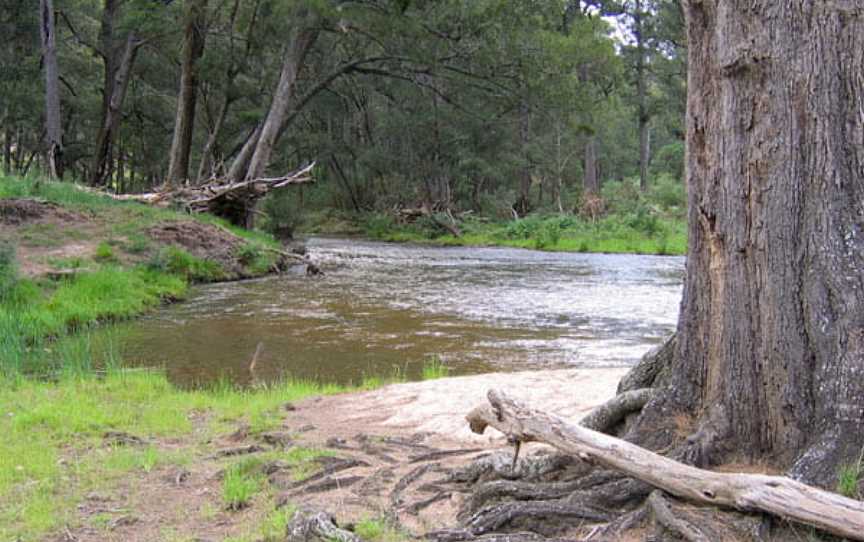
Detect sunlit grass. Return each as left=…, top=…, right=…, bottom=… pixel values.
left=0, top=369, right=350, bottom=540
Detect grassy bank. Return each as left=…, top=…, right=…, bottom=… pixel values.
left=0, top=175, right=284, bottom=376
left=0, top=370, right=347, bottom=540
left=0, top=175, right=453, bottom=540
left=365, top=213, right=687, bottom=256
left=301, top=177, right=688, bottom=256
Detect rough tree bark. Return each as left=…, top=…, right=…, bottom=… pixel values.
left=166, top=0, right=208, bottom=186
left=39, top=0, right=63, bottom=179
left=639, top=0, right=864, bottom=486
left=91, top=32, right=141, bottom=187
left=242, top=8, right=320, bottom=182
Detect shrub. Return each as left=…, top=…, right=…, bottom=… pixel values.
left=363, top=213, right=396, bottom=238
left=647, top=173, right=686, bottom=212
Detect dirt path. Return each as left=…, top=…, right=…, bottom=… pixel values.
left=62, top=368, right=626, bottom=542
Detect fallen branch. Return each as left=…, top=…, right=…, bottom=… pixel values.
left=96, top=162, right=316, bottom=227
left=466, top=389, right=864, bottom=541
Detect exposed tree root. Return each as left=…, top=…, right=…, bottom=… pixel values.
left=448, top=451, right=579, bottom=484
left=427, top=529, right=583, bottom=542
left=463, top=499, right=613, bottom=536
left=286, top=506, right=360, bottom=542
left=579, top=388, right=656, bottom=435
left=647, top=490, right=712, bottom=542
left=616, top=333, right=676, bottom=394
left=463, top=389, right=864, bottom=541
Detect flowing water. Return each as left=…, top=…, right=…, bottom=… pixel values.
left=109, top=238, right=685, bottom=387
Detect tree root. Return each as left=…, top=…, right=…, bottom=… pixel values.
left=579, top=388, right=657, bottom=435
left=391, top=463, right=439, bottom=507
left=427, top=530, right=580, bottom=542
left=448, top=451, right=579, bottom=484
left=286, top=506, right=360, bottom=542
left=647, top=490, right=712, bottom=542
left=463, top=499, right=614, bottom=536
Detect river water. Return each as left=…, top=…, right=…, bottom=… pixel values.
left=109, top=238, right=685, bottom=387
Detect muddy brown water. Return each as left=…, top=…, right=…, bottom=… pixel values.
left=104, top=238, right=684, bottom=387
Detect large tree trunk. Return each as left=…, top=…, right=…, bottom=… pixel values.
left=39, top=0, right=63, bottom=179
left=651, top=0, right=864, bottom=486
left=166, top=0, right=208, bottom=186
left=91, top=32, right=140, bottom=187
left=243, top=9, right=319, bottom=182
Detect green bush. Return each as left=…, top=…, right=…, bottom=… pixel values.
left=647, top=173, right=686, bottom=211
left=363, top=213, right=397, bottom=238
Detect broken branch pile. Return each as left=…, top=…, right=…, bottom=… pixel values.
left=109, top=163, right=316, bottom=226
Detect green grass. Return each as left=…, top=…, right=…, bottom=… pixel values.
left=0, top=369, right=350, bottom=540
left=223, top=457, right=265, bottom=510
left=356, top=176, right=688, bottom=256
left=837, top=449, right=864, bottom=499
left=421, top=355, right=450, bottom=380
left=355, top=517, right=408, bottom=542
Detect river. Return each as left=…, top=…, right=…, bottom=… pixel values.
left=107, top=238, right=685, bottom=387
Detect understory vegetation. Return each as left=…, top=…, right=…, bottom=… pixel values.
left=294, top=174, right=687, bottom=256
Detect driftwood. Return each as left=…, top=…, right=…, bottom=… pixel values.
left=103, top=162, right=315, bottom=226
left=466, top=389, right=864, bottom=541
left=397, top=202, right=462, bottom=237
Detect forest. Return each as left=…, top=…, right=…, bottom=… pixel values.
left=3, top=1, right=864, bottom=542
left=4, top=0, right=687, bottom=252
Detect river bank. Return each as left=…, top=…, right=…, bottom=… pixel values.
left=0, top=176, right=639, bottom=541
left=1, top=367, right=627, bottom=541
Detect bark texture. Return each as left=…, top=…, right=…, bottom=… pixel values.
left=664, top=1, right=864, bottom=484
left=167, top=0, right=208, bottom=186
left=244, top=8, right=319, bottom=181
left=91, top=32, right=140, bottom=186
left=39, top=0, right=63, bottom=178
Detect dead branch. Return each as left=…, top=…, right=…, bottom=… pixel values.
left=466, top=389, right=864, bottom=541
left=95, top=162, right=315, bottom=227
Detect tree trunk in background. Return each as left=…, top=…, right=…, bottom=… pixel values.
left=3, top=113, right=11, bottom=175
left=635, top=0, right=649, bottom=191
left=583, top=136, right=599, bottom=195
left=514, top=98, right=532, bottom=217
left=167, top=0, right=208, bottom=186
left=646, top=1, right=864, bottom=486
left=91, top=32, right=140, bottom=187
left=244, top=9, right=320, bottom=181
left=39, top=0, right=63, bottom=179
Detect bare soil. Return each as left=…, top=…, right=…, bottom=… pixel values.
left=0, top=198, right=278, bottom=280
left=58, top=369, right=627, bottom=542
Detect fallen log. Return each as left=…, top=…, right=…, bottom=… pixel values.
left=466, top=389, right=864, bottom=541
left=94, top=162, right=315, bottom=227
